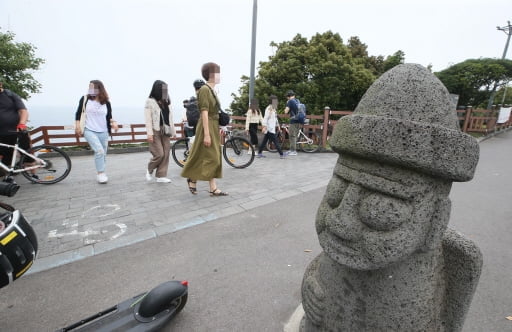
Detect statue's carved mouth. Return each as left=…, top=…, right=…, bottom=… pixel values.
left=319, top=231, right=358, bottom=258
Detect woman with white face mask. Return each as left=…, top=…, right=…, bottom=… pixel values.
left=74, top=80, right=118, bottom=184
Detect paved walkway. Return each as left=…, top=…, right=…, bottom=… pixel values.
left=2, top=149, right=337, bottom=274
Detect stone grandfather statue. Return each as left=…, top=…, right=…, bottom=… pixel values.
left=300, top=64, right=482, bottom=331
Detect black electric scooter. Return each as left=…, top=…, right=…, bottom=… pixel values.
left=58, top=280, right=188, bottom=331
left=0, top=180, right=188, bottom=331
left=0, top=180, right=36, bottom=288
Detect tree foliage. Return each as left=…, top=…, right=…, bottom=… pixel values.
left=435, top=58, right=512, bottom=108
left=0, top=29, right=45, bottom=99
left=230, top=31, right=404, bottom=115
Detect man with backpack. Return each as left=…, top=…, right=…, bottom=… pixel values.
left=184, top=96, right=199, bottom=137
left=284, top=90, right=300, bottom=155
left=183, top=79, right=205, bottom=138
left=0, top=77, right=31, bottom=178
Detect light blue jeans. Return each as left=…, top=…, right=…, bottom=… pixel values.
left=84, top=128, right=108, bottom=173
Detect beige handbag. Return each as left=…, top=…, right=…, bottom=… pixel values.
left=79, top=95, right=87, bottom=133
left=160, top=110, right=172, bottom=136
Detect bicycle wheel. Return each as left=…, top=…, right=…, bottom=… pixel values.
left=266, top=132, right=285, bottom=153
left=171, top=138, right=190, bottom=168
left=299, top=132, right=322, bottom=153
left=223, top=137, right=254, bottom=168
left=20, top=145, right=72, bottom=184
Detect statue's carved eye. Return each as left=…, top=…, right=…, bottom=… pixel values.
left=359, top=193, right=412, bottom=231
left=325, top=176, right=349, bottom=208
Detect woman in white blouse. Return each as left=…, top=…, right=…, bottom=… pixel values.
left=245, top=99, right=263, bottom=151
left=74, top=80, right=118, bottom=184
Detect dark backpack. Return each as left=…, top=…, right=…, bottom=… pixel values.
left=293, top=99, right=306, bottom=124
left=186, top=101, right=200, bottom=127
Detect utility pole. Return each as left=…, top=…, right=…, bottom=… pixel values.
left=498, top=21, right=512, bottom=59
left=487, top=20, right=512, bottom=110
left=249, top=0, right=258, bottom=106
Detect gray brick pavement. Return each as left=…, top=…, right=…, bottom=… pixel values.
left=1, top=149, right=337, bottom=274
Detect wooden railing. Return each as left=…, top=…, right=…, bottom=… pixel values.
left=29, top=107, right=512, bottom=149
left=456, top=107, right=512, bottom=134
left=29, top=123, right=187, bottom=147
left=228, top=111, right=352, bottom=148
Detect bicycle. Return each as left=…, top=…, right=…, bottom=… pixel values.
left=266, top=121, right=322, bottom=153
left=172, top=125, right=255, bottom=169
left=0, top=131, right=72, bottom=184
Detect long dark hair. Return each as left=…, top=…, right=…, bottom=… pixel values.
left=148, top=80, right=171, bottom=107
left=89, top=80, right=109, bottom=105
left=249, top=98, right=261, bottom=115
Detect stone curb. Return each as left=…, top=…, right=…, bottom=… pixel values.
left=284, top=304, right=304, bottom=332
left=475, top=126, right=512, bottom=143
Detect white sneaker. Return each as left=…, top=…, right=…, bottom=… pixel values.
left=156, top=177, right=172, bottom=183
left=146, top=170, right=153, bottom=181
left=288, top=151, right=298, bottom=156
left=97, top=173, right=108, bottom=184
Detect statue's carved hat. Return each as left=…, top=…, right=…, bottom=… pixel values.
left=330, top=64, right=479, bottom=182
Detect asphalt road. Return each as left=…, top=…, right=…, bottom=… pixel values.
left=448, top=130, right=512, bottom=332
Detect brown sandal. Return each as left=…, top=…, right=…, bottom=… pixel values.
left=187, top=179, right=197, bottom=195
left=209, top=188, right=228, bottom=196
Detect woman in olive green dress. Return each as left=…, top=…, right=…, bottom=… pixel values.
left=181, top=62, right=228, bottom=196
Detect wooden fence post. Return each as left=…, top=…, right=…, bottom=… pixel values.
left=462, top=106, right=472, bottom=133
left=43, top=127, right=50, bottom=145
left=322, top=109, right=330, bottom=148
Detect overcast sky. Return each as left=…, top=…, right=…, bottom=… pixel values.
left=1, top=0, right=511, bottom=115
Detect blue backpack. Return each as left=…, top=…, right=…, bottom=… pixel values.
left=294, top=99, right=306, bottom=124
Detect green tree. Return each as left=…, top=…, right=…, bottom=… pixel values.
left=0, top=29, right=45, bottom=99
left=435, top=58, right=512, bottom=108
left=346, top=37, right=404, bottom=76
left=230, top=31, right=404, bottom=115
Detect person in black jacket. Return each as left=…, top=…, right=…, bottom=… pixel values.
left=0, top=77, right=30, bottom=178
left=184, top=96, right=199, bottom=137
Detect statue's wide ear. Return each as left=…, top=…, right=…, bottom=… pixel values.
left=423, top=198, right=451, bottom=251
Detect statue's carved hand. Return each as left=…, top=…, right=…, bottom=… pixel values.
left=302, top=275, right=325, bottom=326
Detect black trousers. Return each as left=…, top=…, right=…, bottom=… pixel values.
left=248, top=123, right=259, bottom=145
left=258, top=132, right=283, bottom=155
